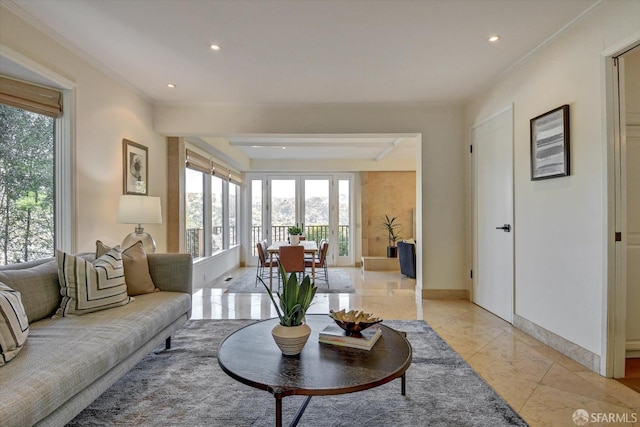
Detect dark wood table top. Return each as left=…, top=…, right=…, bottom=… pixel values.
left=218, top=315, right=412, bottom=398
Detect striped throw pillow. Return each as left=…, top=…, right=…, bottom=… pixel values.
left=55, top=247, right=133, bottom=317
left=0, top=282, right=29, bottom=366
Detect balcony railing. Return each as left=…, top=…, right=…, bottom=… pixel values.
left=188, top=225, right=350, bottom=258
left=251, top=225, right=350, bottom=256
left=186, top=226, right=236, bottom=259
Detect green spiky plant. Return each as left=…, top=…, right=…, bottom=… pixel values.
left=260, top=264, right=317, bottom=326
left=381, top=214, right=402, bottom=247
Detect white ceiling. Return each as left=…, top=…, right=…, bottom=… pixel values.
left=6, top=0, right=599, bottom=162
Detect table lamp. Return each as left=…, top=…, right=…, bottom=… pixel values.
left=117, top=195, right=162, bottom=253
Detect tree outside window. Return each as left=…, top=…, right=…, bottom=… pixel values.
left=0, top=104, right=54, bottom=265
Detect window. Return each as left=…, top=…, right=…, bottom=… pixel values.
left=229, top=182, right=238, bottom=246
left=0, top=104, right=55, bottom=264
left=211, top=175, right=223, bottom=252
left=185, top=168, right=204, bottom=258
left=184, top=148, right=241, bottom=259
left=0, top=75, right=65, bottom=266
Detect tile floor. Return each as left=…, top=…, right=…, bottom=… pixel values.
left=192, top=267, right=640, bottom=427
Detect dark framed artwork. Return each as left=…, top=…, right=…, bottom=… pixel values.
left=123, top=139, right=148, bottom=195
left=530, top=105, right=570, bottom=180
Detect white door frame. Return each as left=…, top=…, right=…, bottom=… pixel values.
left=603, top=36, right=640, bottom=378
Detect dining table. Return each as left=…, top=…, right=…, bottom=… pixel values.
left=266, top=240, right=318, bottom=291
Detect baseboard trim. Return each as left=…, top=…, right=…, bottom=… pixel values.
left=513, top=314, right=600, bottom=372
left=421, top=289, right=470, bottom=300
left=626, top=340, right=640, bottom=357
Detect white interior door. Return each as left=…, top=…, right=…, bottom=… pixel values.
left=625, top=124, right=640, bottom=356
left=472, top=107, right=515, bottom=323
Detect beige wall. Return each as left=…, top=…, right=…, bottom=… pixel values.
left=156, top=103, right=468, bottom=292
left=466, top=0, right=640, bottom=371
left=1, top=5, right=167, bottom=253
left=361, top=172, right=416, bottom=257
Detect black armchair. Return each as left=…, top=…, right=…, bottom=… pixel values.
left=397, top=241, right=416, bottom=279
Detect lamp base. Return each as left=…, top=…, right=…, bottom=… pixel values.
left=122, top=229, right=157, bottom=253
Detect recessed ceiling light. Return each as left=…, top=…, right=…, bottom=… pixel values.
left=167, top=83, right=176, bottom=88
left=210, top=44, right=221, bottom=51
left=488, top=35, right=501, bottom=43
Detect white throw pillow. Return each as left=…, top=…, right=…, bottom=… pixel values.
left=55, top=247, right=133, bottom=317
left=0, top=282, right=29, bottom=366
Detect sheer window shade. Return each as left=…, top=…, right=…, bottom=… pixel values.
left=185, top=149, right=242, bottom=183
left=0, top=76, right=62, bottom=118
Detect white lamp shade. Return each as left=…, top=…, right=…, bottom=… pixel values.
left=117, top=195, right=162, bottom=224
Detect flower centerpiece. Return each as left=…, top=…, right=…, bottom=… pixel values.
left=261, top=264, right=317, bottom=356
left=288, top=226, right=303, bottom=245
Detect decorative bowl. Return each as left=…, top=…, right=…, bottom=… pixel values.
left=329, top=309, right=383, bottom=336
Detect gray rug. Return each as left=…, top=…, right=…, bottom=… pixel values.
left=223, top=267, right=355, bottom=294
left=67, top=320, right=527, bottom=427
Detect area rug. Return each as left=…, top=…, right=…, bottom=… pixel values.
left=223, top=267, right=355, bottom=294
left=67, top=320, right=527, bottom=426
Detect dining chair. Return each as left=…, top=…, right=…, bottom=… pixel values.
left=278, top=245, right=306, bottom=288
left=305, top=241, right=329, bottom=287
left=255, top=241, right=278, bottom=287
left=304, top=239, right=324, bottom=261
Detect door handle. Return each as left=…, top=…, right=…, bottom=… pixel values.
left=496, top=224, right=511, bottom=232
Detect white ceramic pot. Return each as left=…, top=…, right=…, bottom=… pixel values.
left=289, top=235, right=300, bottom=245
left=271, top=323, right=311, bottom=356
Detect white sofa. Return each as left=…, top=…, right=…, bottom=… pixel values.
left=0, top=253, right=192, bottom=427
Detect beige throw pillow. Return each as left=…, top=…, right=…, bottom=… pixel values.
left=0, top=282, right=29, bottom=366
left=56, top=248, right=133, bottom=317
left=96, top=241, right=158, bottom=296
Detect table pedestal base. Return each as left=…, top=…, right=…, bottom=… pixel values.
left=273, top=374, right=406, bottom=427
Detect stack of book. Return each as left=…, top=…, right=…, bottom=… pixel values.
left=318, top=324, right=382, bottom=350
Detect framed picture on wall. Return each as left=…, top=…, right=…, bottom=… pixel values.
left=530, top=105, right=570, bottom=180
left=123, top=139, right=148, bottom=195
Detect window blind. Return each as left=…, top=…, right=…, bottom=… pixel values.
left=185, top=149, right=242, bottom=183
left=185, top=149, right=210, bottom=174
left=0, top=76, right=62, bottom=118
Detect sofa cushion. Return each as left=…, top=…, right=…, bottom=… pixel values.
left=0, top=291, right=191, bottom=426
left=0, top=259, right=59, bottom=323
left=96, top=240, right=158, bottom=296
left=56, top=248, right=133, bottom=317
left=0, top=282, right=29, bottom=366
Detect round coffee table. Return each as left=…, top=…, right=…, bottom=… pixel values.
left=218, top=314, right=412, bottom=427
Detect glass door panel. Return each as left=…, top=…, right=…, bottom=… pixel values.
left=303, top=179, right=330, bottom=245
left=250, top=179, right=263, bottom=257
left=338, top=179, right=351, bottom=261
left=269, top=178, right=298, bottom=242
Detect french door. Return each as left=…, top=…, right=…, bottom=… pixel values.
left=249, top=174, right=353, bottom=266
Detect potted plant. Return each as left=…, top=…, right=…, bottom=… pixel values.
left=261, top=264, right=317, bottom=356
left=381, top=214, right=402, bottom=258
left=288, top=226, right=303, bottom=245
